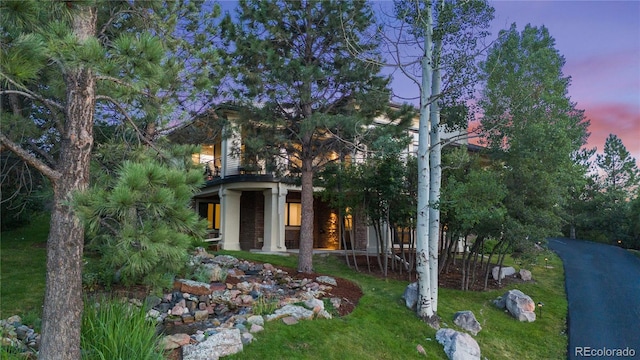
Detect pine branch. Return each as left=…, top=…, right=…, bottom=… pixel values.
left=95, top=94, right=166, bottom=157
left=0, top=132, right=61, bottom=181
left=0, top=84, right=65, bottom=112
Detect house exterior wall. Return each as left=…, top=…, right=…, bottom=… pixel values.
left=175, top=105, right=468, bottom=254
left=239, top=191, right=264, bottom=251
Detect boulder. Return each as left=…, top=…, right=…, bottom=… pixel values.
left=492, top=266, right=516, bottom=280
left=402, top=282, right=419, bottom=310
left=161, top=333, right=191, bottom=350
left=316, top=276, right=337, bottom=286
left=519, top=269, right=532, bottom=281
left=435, top=328, right=481, bottom=360
left=183, top=329, right=243, bottom=360
left=175, top=279, right=213, bottom=296
left=265, top=304, right=314, bottom=322
left=494, top=289, right=536, bottom=322
left=453, top=311, right=482, bottom=336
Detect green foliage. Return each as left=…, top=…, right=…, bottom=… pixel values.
left=571, top=135, right=639, bottom=247
left=221, top=0, right=397, bottom=173
left=81, top=298, right=163, bottom=360
left=252, top=296, right=279, bottom=316
left=596, top=134, right=639, bottom=194
left=75, top=147, right=208, bottom=287
left=222, top=0, right=397, bottom=272
left=479, top=24, right=590, bottom=250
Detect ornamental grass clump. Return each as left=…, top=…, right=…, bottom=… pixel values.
left=252, top=295, right=279, bottom=316
left=81, top=298, right=163, bottom=360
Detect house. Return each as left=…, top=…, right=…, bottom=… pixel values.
left=168, top=104, right=467, bottom=253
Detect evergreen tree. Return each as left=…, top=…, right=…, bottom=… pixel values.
left=596, top=134, right=639, bottom=196
left=75, top=144, right=208, bottom=287
left=584, top=134, right=640, bottom=244
left=479, top=24, right=590, bottom=257
left=0, top=1, right=223, bottom=358
left=221, top=0, right=393, bottom=273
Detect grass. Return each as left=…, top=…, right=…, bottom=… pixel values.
left=1, top=218, right=568, bottom=359
left=81, top=297, right=164, bottom=360
left=0, top=214, right=48, bottom=320
left=221, top=250, right=568, bottom=360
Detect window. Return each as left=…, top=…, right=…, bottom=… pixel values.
left=285, top=202, right=302, bottom=227
left=198, top=202, right=220, bottom=230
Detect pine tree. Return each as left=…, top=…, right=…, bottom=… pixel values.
left=75, top=145, right=208, bottom=287
left=221, top=0, right=393, bottom=273
left=596, top=134, right=639, bottom=196
left=588, top=134, right=640, bottom=244
left=0, top=1, right=223, bottom=358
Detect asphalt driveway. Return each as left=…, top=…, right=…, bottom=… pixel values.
left=548, top=238, right=640, bottom=359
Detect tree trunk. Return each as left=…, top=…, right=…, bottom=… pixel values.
left=428, top=29, right=442, bottom=311
left=298, top=154, right=315, bottom=273
left=416, top=1, right=434, bottom=321
left=39, top=5, right=97, bottom=360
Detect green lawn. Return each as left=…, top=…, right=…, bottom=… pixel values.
left=0, top=214, right=48, bottom=320
left=222, top=250, right=567, bottom=360
left=1, top=218, right=568, bottom=359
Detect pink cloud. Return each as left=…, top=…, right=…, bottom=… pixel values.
left=584, top=103, right=640, bottom=164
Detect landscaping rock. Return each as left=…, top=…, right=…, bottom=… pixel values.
left=211, top=254, right=240, bottom=267
left=493, top=289, right=536, bottom=322
left=183, top=328, right=243, bottom=360
left=175, top=279, right=213, bottom=296
left=265, top=304, right=314, bottom=322
left=492, top=266, right=516, bottom=280
left=282, top=316, right=298, bottom=325
left=249, top=324, right=264, bottom=333
left=436, top=328, right=481, bottom=360
left=247, top=315, right=264, bottom=326
left=316, top=275, right=337, bottom=286
left=162, top=333, right=191, bottom=350
left=402, top=282, right=418, bottom=310
left=519, top=269, right=532, bottom=281
left=453, top=311, right=482, bottom=336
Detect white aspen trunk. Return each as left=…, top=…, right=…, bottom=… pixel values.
left=416, top=2, right=434, bottom=320
left=428, top=13, right=444, bottom=313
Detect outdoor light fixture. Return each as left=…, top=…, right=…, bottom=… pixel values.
left=537, top=302, right=544, bottom=318
left=544, top=257, right=548, bottom=267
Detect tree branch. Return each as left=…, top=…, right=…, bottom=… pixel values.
left=0, top=132, right=61, bottom=182
left=0, top=89, right=64, bottom=112
left=95, top=95, right=165, bottom=155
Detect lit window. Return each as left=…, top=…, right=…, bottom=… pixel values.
left=199, top=202, right=220, bottom=230
left=285, top=202, right=302, bottom=227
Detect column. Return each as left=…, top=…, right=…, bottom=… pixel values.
left=262, top=185, right=287, bottom=252
left=220, top=188, right=241, bottom=250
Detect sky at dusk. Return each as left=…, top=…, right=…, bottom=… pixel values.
left=489, top=0, right=640, bottom=165
left=385, top=0, right=640, bottom=164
